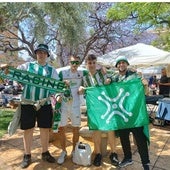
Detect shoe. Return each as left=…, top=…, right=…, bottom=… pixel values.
left=119, top=158, right=133, bottom=167
left=21, top=154, right=31, bottom=168
left=109, top=152, right=119, bottom=166
left=57, top=151, right=67, bottom=164
left=93, top=153, right=102, bottom=167
left=42, top=151, right=56, bottom=163
left=143, top=164, right=150, bottom=170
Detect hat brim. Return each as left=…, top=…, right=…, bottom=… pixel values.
left=115, top=60, right=129, bottom=67
left=34, top=48, right=50, bottom=57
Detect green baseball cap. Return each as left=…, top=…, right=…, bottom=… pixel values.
left=115, top=56, right=129, bottom=67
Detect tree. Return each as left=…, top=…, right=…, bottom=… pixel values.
left=43, top=2, right=90, bottom=66
left=107, top=2, right=170, bottom=50
left=0, top=2, right=159, bottom=67
left=0, top=2, right=90, bottom=65
left=77, top=2, right=157, bottom=62
left=0, top=3, right=48, bottom=60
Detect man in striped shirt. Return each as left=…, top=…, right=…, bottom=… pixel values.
left=18, top=44, right=60, bottom=168
left=79, top=54, right=119, bottom=167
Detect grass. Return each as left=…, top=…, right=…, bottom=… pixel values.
left=0, top=108, right=14, bottom=138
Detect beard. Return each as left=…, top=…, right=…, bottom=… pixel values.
left=119, top=67, right=127, bottom=73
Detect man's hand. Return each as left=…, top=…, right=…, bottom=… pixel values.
left=0, top=64, right=9, bottom=74
left=63, top=80, right=70, bottom=87
left=0, top=64, right=8, bottom=68
left=78, top=86, right=85, bottom=95
left=104, top=78, right=111, bottom=85
left=56, top=95, right=62, bottom=103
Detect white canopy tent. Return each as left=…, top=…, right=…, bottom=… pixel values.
left=137, top=66, right=163, bottom=79
left=97, top=43, right=170, bottom=68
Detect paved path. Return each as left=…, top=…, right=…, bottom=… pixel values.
left=0, top=116, right=170, bottom=170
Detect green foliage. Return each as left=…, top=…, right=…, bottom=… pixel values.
left=0, top=2, right=91, bottom=58
left=43, top=2, right=91, bottom=49
left=152, top=29, right=170, bottom=51
left=107, top=2, right=170, bottom=28
left=0, top=109, right=14, bottom=138
left=107, top=2, right=170, bottom=50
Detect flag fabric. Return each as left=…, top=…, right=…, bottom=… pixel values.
left=86, top=78, right=149, bottom=131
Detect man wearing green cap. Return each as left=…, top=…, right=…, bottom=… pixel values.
left=112, top=56, right=150, bottom=170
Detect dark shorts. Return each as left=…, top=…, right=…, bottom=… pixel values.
left=20, top=104, right=53, bottom=130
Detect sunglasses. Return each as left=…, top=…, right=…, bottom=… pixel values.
left=70, top=61, right=80, bottom=65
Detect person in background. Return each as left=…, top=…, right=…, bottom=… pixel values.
left=158, top=67, right=170, bottom=97
left=56, top=55, right=88, bottom=165
left=111, top=56, right=150, bottom=170
left=138, top=72, right=149, bottom=96
left=153, top=75, right=158, bottom=85
left=18, top=44, right=60, bottom=168
left=148, top=75, right=157, bottom=95
left=78, top=54, right=119, bottom=167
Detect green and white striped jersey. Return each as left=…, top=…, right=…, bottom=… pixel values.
left=17, top=61, right=59, bottom=102
left=111, top=69, right=139, bottom=82
left=82, top=69, right=108, bottom=87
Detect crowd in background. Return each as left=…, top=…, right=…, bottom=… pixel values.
left=147, top=67, right=170, bottom=97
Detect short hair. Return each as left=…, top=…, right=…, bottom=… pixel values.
left=69, top=55, right=80, bottom=61
left=161, top=67, right=167, bottom=74
left=85, top=54, right=97, bottom=63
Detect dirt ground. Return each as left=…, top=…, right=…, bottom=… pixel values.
left=0, top=114, right=170, bottom=170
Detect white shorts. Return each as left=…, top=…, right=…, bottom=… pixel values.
left=59, top=101, right=81, bottom=127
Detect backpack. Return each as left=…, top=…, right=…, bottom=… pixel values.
left=72, top=142, right=92, bottom=166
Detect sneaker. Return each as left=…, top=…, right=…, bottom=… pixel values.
left=93, top=153, right=102, bottom=167
left=143, top=164, right=150, bottom=170
left=109, top=152, right=119, bottom=166
left=42, top=151, right=56, bottom=163
left=57, top=151, right=67, bottom=164
left=119, top=158, right=133, bottom=168
left=21, top=154, right=31, bottom=169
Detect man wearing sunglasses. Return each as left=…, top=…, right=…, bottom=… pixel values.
left=56, top=55, right=88, bottom=165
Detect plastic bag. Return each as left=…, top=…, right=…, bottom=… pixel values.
left=72, top=142, right=92, bottom=166
left=8, top=104, right=21, bottom=136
